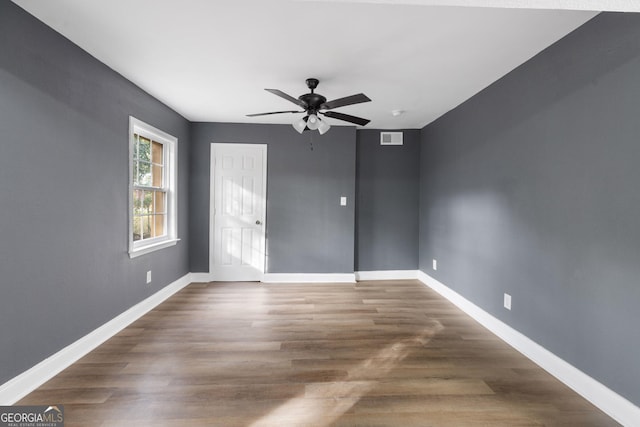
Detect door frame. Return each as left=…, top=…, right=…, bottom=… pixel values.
left=209, top=143, right=268, bottom=281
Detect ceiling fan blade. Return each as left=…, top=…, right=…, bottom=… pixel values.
left=265, top=89, right=307, bottom=108
left=246, top=110, right=303, bottom=117
left=320, top=93, right=371, bottom=110
left=322, top=111, right=370, bottom=126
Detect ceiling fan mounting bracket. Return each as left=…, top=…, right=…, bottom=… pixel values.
left=305, top=78, right=319, bottom=92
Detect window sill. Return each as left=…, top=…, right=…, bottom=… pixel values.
left=129, top=238, right=180, bottom=258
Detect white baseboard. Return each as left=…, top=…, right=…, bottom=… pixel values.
left=417, top=271, right=639, bottom=427
left=0, top=273, right=193, bottom=405
left=355, top=270, right=419, bottom=281
left=190, top=272, right=212, bottom=283
left=192, top=272, right=358, bottom=284
left=262, top=273, right=356, bottom=283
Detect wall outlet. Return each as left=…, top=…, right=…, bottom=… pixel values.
left=340, top=196, right=347, bottom=206
left=504, top=293, right=512, bottom=310
left=146, top=270, right=152, bottom=284
left=432, top=259, right=437, bottom=270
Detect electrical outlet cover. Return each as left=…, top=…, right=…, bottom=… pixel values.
left=504, top=293, right=512, bottom=310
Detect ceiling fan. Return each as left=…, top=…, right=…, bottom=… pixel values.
left=247, top=78, right=371, bottom=134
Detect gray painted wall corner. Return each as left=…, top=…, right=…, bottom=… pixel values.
left=418, top=12, right=640, bottom=406
left=356, top=129, right=420, bottom=271
left=189, top=123, right=357, bottom=274
left=0, top=2, right=190, bottom=385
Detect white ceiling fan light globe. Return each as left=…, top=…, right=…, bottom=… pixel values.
left=306, top=114, right=319, bottom=130
left=317, top=118, right=331, bottom=135
left=292, top=116, right=307, bottom=134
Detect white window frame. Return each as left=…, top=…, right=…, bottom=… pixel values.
left=128, top=116, right=179, bottom=258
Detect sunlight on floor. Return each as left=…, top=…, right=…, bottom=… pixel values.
left=249, top=320, right=444, bottom=427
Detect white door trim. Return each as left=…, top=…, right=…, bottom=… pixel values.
left=209, top=143, right=267, bottom=281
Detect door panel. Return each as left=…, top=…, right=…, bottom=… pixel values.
left=210, top=144, right=267, bottom=281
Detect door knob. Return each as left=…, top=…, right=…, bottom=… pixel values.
left=256, top=220, right=262, bottom=225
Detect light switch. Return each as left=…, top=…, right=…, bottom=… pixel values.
left=340, top=196, right=347, bottom=206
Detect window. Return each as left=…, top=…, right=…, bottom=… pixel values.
left=129, top=117, right=178, bottom=257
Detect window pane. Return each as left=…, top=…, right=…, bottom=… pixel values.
left=150, top=210, right=156, bottom=238
left=134, top=134, right=139, bottom=159
left=133, top=162, right=139, bottom=186
left=154, top=214, right=165, bottom=237
left=155, top=191, right=166, bottom=214
left=133, top=216, right=141, bottom=241
left=152, top=141, right=163, bottom=164
left=133, top=189, right=144, bottom=215
left=138, top=161, right=151, bottom=186
left=143, top=191, right=153, bottom=214
left=138, top=136, right=151, bottom=162
left=152, top=164, right=163, bottom=187
left=142, top=215, right=151, bottom=239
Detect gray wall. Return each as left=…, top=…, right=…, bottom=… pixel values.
left=356, top=129, right=420, bottom=271
left=419, top=12, right=640, bottom=405
left=189, top=123, right=356, bottom=274
left=0, top=2, right=190, bottom=385
left=5, top=0, right=639, bottom=410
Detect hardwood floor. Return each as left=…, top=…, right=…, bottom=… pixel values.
left=18, top=280, right=619, bottom=426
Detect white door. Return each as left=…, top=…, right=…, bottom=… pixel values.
left=210, top=143, right=267, bottom=281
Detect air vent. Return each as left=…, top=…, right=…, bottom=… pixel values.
left=380, top=132, right=403, bottom=145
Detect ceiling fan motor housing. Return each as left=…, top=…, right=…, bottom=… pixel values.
left=299, top=93, right=326, bottom=114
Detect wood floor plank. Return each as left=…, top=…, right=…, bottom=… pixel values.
left=16, top=280, right=619, bottom=426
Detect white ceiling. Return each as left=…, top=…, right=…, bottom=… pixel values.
left=14, top=0, right=631, bottom=129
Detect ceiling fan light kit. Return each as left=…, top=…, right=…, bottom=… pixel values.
left=292, top=114, right=331, bottom=134
left=317, top=119, right=331, bottom=135
left=306, top=113, right=320, bottom=130
left=292, top=117, right=308, bottom=134
left=248, top=78, right=371, bottom=135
